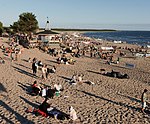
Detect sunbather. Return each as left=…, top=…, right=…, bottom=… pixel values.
left=103, top=70, right=129, bottom=79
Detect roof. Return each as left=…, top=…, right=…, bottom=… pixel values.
left=36, top=30, right=59, bottom=35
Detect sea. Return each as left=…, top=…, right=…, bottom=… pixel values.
left=83, top=31, right=150, bottom=47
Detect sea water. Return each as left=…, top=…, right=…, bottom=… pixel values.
left=84, top=31, right=150, bottom=46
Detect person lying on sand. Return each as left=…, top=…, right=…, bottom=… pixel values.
left=35, top=98, right=70, bottom=120
left=69, top=74, right=94, bottom=85
left=100, top=69, right=129, bottom=79
left=47, top=107, right=69, bottom=120
left=68, top=58, right=76, bottom=65
left=78, top=74, right=95, bottom=85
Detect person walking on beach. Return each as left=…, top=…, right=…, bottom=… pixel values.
left=141, top=89, right=148, bottom=113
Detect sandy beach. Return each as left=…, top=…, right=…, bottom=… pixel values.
left=0, top=36, right=150, bottom=124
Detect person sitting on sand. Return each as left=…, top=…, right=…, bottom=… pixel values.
left=116, top=57, right=120, bottom=64
left=70, top=74, right=77, bottom=85
left=38, top=98, right=50, bottom=114
left=41, top=86, right=47, bottom=97
left=77, top=74, right=84, bottom=84
left=54, top=83, right=63, bottom=92
left=68, top=58, right=76, bottom=65
left=76, top=74, right=95, bottom=85
left=61, top=55, right=68, bottom=64
left=0, top=57, right=5, bottom=64
left=38, top=60, right=43, bottom=67
left=31, top=81, right=41, bottom=95
left=1, top=44, right=5, bottom=50
left=69, top=106, right=78, bottom=121
left=46, top=87, right=55, bottom=99
left=78, top=74, right=82, bottom=82
left=56, top=57, right=61, bottom=64
left=46, top=66, right=56, bottom=78
left=51, top=66, right=56, bottom=73
left=28, top=58, right=31, bottom=63
left=54, top=83, right=63, bottom=96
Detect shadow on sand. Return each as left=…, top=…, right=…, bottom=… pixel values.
left=87, top=70, right=101, bottom=75
left=0, top=83, right=7, bottom=93
left=46, top=59, right=58, bottom=64
left=12, top=66, right=38, bottom=78
left=21, top=59, right=29, bottom=63
left=58, top=75, right=72, bottom=81
left=0, top=100, right=34, bottom=124
left=117, top=93, right=141, bottom=103
left=78, top=90, right=150, bottom=114
left=17, top=82, right=32, bottom=94
left=15, top=63, right=31, bottom=70
left=20, top=96, right=39, bottom=108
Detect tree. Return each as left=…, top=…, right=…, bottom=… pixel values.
left=0, top=21, right=4, bottom=35
left=11, top=12, right=39, bottom=34
left=10, top=22, right=20, bottom=33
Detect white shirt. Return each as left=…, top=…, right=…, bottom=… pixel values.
left=78, top=76, right=82, bottom=82
left=42, top=88, right=46, bottom=97
left=54, top=84, right=62, bottom=91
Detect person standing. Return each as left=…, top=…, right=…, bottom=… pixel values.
left=32, top=61, right=37, bottom=75
left=42, top=64, right=47, bottom=80
left=141, top=89, right=148, bottom=113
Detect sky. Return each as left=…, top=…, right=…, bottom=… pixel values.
left=0, top=0, right=150, bottom=30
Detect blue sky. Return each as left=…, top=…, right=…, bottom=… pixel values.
left=0, top=0, right=150, bottom=30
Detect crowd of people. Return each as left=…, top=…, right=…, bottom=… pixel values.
left=28, top=56, right=79, bottom=122
left=31, top=81, right=63, bottom=98
left=0, top=38, right=23, bottom=62
left=0, top=33, right=149, bottom=123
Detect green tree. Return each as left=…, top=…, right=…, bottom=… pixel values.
left=11, top=12, right=39, bottom=34
left=10, top=22, right=20, bottom=33
left=0, top=21, right=4, bottom=35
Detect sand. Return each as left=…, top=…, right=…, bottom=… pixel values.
left=0, top=37, right=150, bottom=124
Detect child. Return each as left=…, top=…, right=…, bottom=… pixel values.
left=141, top=89, right=148, bottom=113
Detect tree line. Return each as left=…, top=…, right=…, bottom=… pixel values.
left=0, top=12, right=39, bottom=36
